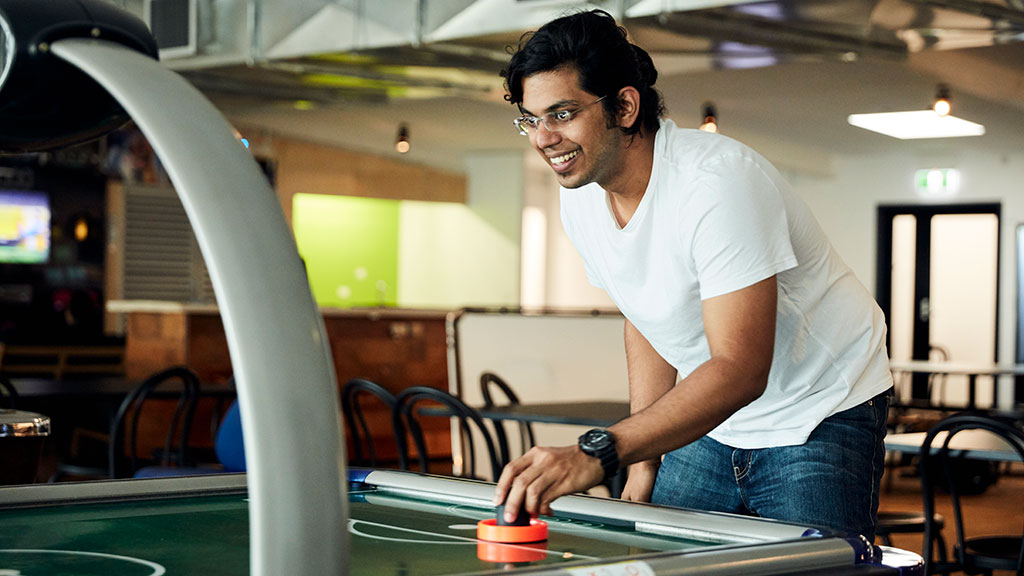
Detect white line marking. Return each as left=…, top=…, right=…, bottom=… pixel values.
left=0, top=549, right=166, bottom=575
left=348, top=519, right=477, bottom=546
left=348, top=519, right=597, bottom=560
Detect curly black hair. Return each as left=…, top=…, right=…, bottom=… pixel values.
left=501, top=9, right=665, bottom=136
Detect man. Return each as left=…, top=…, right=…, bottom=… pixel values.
left=493, top=9, right=894, bottom=540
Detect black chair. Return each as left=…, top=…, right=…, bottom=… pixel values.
left=0, top=376, right=18, bottom=409
left=109, top=365, right=206, bottom=478
left=919, top=411, right=1024, bottom=575
left=133, top=396, right=245, bottom=478
left=478, top=372, right=626, bottom=497
left=479, top=371, right=534, bottom=466
left=50, top=366, right=205, bottom=480
left=392, top=386, right=502, bottom=482
left=340, top=378, right=397, bottom=467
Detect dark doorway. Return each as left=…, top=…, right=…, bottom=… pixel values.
left=876, top=203, right=1001, bottom=403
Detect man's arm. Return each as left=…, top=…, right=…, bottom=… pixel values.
left=493, top=276, right=778, bottom=520
left=619, top=318, right=677, bottom=502
left=611, top=275, right=776, bottom=465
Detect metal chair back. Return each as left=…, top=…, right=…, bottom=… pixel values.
left=393, top=386, right=502, bottom=482
left=479, top=371, right=535, bottom=466
left=108, top=366, right=202, bottom=478
left=340, top=378, right=397, bottom=467
left=919, top=411, right=1024, bottom=575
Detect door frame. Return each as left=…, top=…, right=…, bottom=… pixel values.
left=876, top=202, right=1002, bottom=400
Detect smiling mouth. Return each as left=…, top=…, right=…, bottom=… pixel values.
left=549, top=149, right=579, bottom=166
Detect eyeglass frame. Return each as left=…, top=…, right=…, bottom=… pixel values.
left=513, top=95, right=608, bottom=136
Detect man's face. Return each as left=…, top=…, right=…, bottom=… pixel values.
left=520, top=68, right=622, bottom=189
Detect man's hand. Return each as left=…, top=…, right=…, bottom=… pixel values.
left=620, top=460, right=659, bottom=502
left=493, top=445, right=604, bottom=520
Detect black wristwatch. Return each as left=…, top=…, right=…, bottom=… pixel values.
left=577, top=428, right=619, bottom=481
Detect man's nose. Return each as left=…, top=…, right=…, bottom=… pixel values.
left=532, top=124, right=560, bottom=148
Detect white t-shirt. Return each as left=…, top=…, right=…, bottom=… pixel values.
left=560, top=119, right=893, bottom=449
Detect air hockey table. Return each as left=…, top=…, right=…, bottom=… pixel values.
left=0, top=469, right=917, bottom=575
left=0, top=3, right=918, bottom=575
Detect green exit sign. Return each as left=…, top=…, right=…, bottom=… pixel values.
left=915, top=168, right=960, bottom=196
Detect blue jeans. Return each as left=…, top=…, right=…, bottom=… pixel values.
left=651, top=389, right=891, bottom=540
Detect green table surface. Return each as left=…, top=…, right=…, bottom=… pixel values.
left=0, top=486, right=701, bottom=576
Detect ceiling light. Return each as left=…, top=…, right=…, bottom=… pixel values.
left=698, top=102, right=718, bottom=133
left=847, top=84, right=984, bottom=139
left=395, top=124, right=410, bottom=153
left=847, top=111, right=985, bottom=139
left=74, top=216, right=89, bottom=241
left=933, top=84, right=951, bottom=117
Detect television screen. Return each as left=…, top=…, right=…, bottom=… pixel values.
left=0, top=189, right=50, bottom=264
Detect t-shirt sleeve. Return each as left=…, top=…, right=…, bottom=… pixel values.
left=686, top=154, right=798, bottom=300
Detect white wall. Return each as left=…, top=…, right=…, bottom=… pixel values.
left=523, top=150, right=615, bottom=310
left=788, top=146, right=1024, bottom=406
left=789, top=148, right=1024, bottom=361
left=396, top=151, right=524, bottom=308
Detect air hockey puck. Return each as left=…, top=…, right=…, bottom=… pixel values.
left=477, top=518, right=548, bottom=543
left=477, top=541, right=549, bottom=563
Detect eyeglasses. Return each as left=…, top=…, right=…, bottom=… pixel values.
left=513, top=96, right=607, bottom=136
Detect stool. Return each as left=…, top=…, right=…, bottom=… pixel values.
left=876, top=510, right=947, bottom=562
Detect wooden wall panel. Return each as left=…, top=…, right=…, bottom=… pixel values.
left=185, top=314, right=232, bottom=384
left=273, top=138, right=466, bottom=227
left=322, top=313, right=448, bottom=394
left=118, top=307, right=453, bottom=467
left=123, top=311, right=187, bottom=380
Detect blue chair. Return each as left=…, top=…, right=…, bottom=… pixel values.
left=214, top=399, right=245, bottom=473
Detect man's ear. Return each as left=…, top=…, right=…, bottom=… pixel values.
left=615, top=86, right=641, bottom=129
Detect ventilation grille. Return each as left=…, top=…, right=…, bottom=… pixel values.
left=123, top=183, right=214, bottom=303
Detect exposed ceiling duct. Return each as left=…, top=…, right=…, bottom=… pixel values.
left=117, top=0, right=1023, bottom=108
left=105, top=0, right=1024, bottom=175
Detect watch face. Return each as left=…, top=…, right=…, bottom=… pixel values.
left=0, top=11, right=13, bottom=90
left=583, top=429, right=612, bottom=448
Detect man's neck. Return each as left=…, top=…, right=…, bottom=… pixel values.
left=604, top=129, right=656, bottom=228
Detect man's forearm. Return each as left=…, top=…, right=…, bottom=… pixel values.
left=622, top=319, right=677, bottom=469
left=612, top=355, right=766, bottom=466
left=610, top=278, right=776, bottom=469
left=624, top=318, right=677, bottom=416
